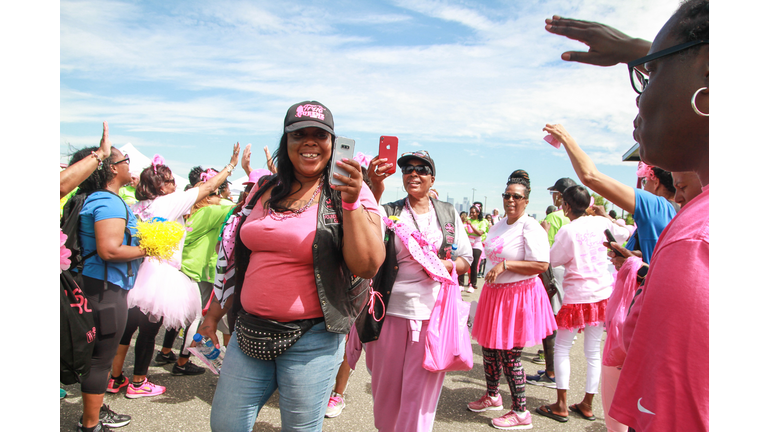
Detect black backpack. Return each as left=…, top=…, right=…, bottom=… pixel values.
left=59, top=190, right=132, bottom=384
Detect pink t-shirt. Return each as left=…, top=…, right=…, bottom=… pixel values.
left=610, top=186, right=709, bottom=432
left=239, top=183, right=380, bottom=322
left=482, top=214, right=550, bottom=284
left=549, top=216, right=630, bottom=304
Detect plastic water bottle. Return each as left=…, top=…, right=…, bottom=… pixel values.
left=193, top=333, right=220, bottom=360
left=450, top=244, right=458, bottom=261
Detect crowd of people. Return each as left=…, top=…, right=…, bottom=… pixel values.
left=60, top=1, right=708, bottom=431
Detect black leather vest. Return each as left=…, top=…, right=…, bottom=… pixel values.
left=232, top=185, right=370, bottom=335
left=356, top=197, right=458, bottom=343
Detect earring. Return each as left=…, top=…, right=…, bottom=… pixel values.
left=691, top=87, right=709, bottom=117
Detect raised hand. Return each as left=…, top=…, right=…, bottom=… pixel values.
left=241, top=143, right=252, bottom=175
left=330, top=157, right=363, bottom=205
left=264, top=146, right=277, bottom=174
left=99, top=121, right=112, bottom=160
left=545, top=15, right=652, bottom=66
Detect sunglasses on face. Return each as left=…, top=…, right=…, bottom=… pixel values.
left=402, top=165, right=432, bottom=176
left=627, top=39, right=709, bottom=95
left=502, top=192, right=526, bottom=201
left=111, top=154, right=130, bottom=165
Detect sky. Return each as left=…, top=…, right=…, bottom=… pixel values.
left=58, top=0, right=681, bottom=219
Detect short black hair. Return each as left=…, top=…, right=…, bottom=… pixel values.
left=562, top=185, right=590, bottom=218
left=652, top=167, right=675, bottom=195
left=672, top=0, right=708, bottom=56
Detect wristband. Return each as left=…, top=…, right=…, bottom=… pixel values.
left=91, top=151, right=104, bottom=168
left=502, top=259, right=507, bottom=271
left=342, top=199, right=360, bottom=211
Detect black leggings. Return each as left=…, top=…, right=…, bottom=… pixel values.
left=470, top=248, right=482, bottom=287
left=119, top=307, right=163, bottom=376
left=80, top=276, right=128, bottom=395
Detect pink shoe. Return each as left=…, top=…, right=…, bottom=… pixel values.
left=467, top=392, right=503, bottom=412
left=125, top=377, right=166, bottom=399
left=106, top=372, right=128, bottom=394
left=492, top=410, right=532, bottom=430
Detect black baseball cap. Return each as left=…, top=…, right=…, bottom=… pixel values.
left=547, top=177, right=577, bottom=194
left=397, top=150, right=436, bottom=176
left=284, top=101, right=334, bottom=135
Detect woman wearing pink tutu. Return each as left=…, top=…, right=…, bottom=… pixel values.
left=468, top=170, right=556, bottom=430
left=108, top=145, right=240, bottom=397
left=536, top=184, right=629, bottom=423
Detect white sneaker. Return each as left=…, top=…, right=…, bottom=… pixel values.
left=325, top=392, right=345, bottom=418
left=467, top=285, right=475, bottom=293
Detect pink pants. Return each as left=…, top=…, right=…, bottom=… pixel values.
left=601, top=364, right=628, bottom=432
left=365, top=316, right=446, bottom=432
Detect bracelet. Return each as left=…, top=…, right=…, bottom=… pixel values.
left=502, top=259, right=507, bottom=271
left=90, top=151, right=104, bottom=168
left=225, top=164, right=234, bottom=175
left=341, top=199, right=360, bottom=211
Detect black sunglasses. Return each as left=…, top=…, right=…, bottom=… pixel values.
left=502, top=192, right=526, bottom=201
left=402, top=165, right=432, bottom=176
left=111, top=154, right=130, bottom=165
left=627, top=39, right=708, bottom=94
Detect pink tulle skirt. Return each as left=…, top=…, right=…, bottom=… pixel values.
left=556, top=299, right=608, bottom=333
left=127, top=258, right=202, bottom=330
left=472, top=277, right=557, bottom=350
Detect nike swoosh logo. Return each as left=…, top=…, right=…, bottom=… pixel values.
left=637, top=398, right=656, bottom=415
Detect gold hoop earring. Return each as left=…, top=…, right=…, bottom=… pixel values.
left=691, top=87, right=709, bottom=117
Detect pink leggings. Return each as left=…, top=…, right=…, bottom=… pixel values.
left=365, top=316, right=446, bottom=432
left=601, top=364, right=629, bottom=432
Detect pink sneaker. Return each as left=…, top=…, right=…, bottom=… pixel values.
left=106, top=372, right=128, bottom=394
left=325, top=392, right=345, bottom=418
left=125, top=377, right=166, bottom=399
left=467, top=392, right=503, bottom=412
left=492, top=410, right=532, bottom=430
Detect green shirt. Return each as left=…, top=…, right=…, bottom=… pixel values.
left=544, top=209, right=569, bottom=247
left=180, top=204, right=234, bottom=282
left=119, top=185, right=138, bottom=206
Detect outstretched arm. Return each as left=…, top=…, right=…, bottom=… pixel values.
left=543, top=123, right=636, bottom=214
left=196, top=142, right=240, bottom=202
left=545, top=15, right=652, bottom=66
left=60, top=122, right=112, bottom=198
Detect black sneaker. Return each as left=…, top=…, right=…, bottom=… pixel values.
left=155, top=350, right=178, bottom=365
left=76, top=420, right=114, bottom=432
left=172, top=361, right=206, bottom=376
left=78, top=405, right=131, bottom=429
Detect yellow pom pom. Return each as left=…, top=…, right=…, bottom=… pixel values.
left=388, top=215, right=400, bottom=222
left=135, top=220, right=186, bottom=261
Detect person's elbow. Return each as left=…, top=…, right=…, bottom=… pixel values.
left=349, top=243, right=386, bottom=279
left=533, top=261, right=549, bottom=274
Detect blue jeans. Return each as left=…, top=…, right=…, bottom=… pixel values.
left=210, top=321, right=345, bottom=432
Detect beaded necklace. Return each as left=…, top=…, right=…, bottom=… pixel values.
left=267, top=177, right=324, bottom=221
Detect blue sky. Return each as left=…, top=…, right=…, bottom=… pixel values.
left=59, top=0, right=680, bottom=218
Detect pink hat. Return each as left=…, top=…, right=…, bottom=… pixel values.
left=244, top=169, right=272, bottom=186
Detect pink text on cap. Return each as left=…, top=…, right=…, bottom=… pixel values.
left=295, top=104, right=325, bottom=120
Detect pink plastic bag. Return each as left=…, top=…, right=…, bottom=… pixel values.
left=603, top=256, right=644, bottom=367
left=423, top=266, right=473, bottom=372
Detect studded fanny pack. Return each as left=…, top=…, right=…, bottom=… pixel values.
left=235, top=310, right=324, bottom=361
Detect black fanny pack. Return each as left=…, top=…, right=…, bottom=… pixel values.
left=235, top=311, right=324, bottom=361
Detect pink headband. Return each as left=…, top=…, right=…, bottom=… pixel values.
left=200, top=169, right=217, bottom=183
left=636, top=161, right=656, bottom=180
left=152, top=154, right=165, bottom=174
left=353, top=152, right=372, bottom=169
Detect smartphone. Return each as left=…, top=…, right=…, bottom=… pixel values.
left=330, top=136, right=356, bottom=186
left=378, top=136, right=398, bottom=174
left=604, top=229, right=626, bottom=258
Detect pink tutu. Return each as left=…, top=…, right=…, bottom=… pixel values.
left=472, top=277, right=557, bottom=349
left=127, top=258, right=202, bottom=330
left=556, top=299, right=608, bottom=333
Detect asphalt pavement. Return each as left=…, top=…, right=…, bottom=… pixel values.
left=60, top=277, right=608, bottom=431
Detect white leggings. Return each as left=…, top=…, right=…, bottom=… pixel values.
left=553, top=323, right=603, bottom=394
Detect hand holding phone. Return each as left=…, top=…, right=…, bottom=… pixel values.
left=604, top=229, right=627, bottom=258
left=378, top=136, right=398, bottom=174
left=330, top=137, right=356, bottom=186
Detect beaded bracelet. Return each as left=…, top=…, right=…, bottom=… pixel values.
left=90, top=151, right=104, bottom=168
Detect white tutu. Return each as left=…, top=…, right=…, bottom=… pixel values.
left=128, top=258, right=202, bottom=330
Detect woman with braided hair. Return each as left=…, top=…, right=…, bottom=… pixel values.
left=466, top=169, right=557, bottom=430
